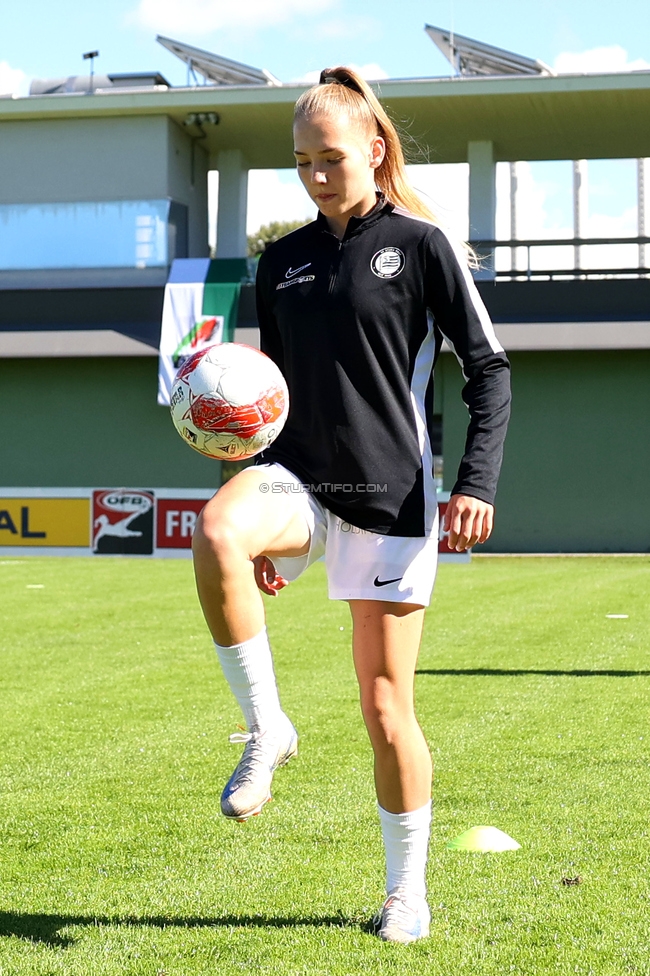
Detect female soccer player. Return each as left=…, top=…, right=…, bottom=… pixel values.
left=192, top=67, right=510, bottom=944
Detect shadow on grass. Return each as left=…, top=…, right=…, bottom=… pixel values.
left=0, top=909, right=362, bottom=948
left=416, top=668, right=650, bottom=677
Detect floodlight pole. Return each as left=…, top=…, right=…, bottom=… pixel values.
left=83, top=50, right=99, bottom=94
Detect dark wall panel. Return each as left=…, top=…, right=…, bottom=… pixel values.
left=0, top=282, right=258, bottom=345
left=441, top=350, right=650, bottom=552
left=2, top=352, right=649, bottom=551
left=0, top=357, right=222, bottom=489
left=477, top=278, right=650, bottom=324
left=0, top=288, right=164, bottom=346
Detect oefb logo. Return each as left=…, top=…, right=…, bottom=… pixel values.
left=370, top=247, right=405, bottom=278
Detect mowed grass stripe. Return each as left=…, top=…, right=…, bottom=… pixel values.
left=0, top=556, right=648, bottom=975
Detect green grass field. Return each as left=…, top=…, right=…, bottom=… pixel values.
left=0, top=555, right=648, bottom=975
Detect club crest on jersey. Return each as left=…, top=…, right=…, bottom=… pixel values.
left=370, top=247, right=405, bottom=278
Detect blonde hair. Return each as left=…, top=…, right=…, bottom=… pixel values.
left=294, top=66, right=439, bottom=225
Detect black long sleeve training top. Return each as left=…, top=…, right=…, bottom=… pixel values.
left=255, top=199, right=511, bottom=537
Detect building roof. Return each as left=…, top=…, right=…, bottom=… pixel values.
left=2, top=70, right=649, bottom=166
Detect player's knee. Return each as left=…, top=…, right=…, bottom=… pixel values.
left=359, top=678, right=412, bottom=746
left=192, top=504, right=247, bottom=568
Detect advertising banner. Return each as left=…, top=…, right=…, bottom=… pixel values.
left=0, top=490, right=469, bottom=561
left=92, top=490, right=155, bottom=555
left=158, top=258, right=246, bottom=406
left=156, top=497, right=208, bottom=549
left=0, top=497, right=89, bottom=547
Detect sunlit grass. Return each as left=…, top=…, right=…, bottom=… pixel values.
left=0, top=555, right=648, bottom=975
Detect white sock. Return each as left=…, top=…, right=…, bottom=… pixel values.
left=214, top=627, right=285, bottom=732
left=378, top=800, right=432, bottom=898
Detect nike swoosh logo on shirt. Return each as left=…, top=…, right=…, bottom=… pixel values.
left=373, top=575, right=403, bottom=587
left=285, top=263, right=311, bottom=278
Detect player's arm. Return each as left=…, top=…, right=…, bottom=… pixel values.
left=255, top=250, right=285, bottom=374
left=424, top=229, right=511, bottom=547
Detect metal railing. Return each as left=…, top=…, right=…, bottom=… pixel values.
left=469, top=236, right=650, bottom=281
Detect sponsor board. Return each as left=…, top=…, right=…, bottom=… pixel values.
left=0, top=489, right=468, bottom=561
left=156, top=498, right=207, bottom=549
left=92, top=490, right=155, bottom=555
left=0, top=498, right=89, bottom=547
left=0, top=489, right=213, bottom=556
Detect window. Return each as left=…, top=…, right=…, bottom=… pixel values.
left=0, top=199, right=188, bottom=270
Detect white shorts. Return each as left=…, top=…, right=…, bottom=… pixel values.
left=258, top=462, right=439, bottom=606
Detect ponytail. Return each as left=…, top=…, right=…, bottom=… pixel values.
left=294, top=66, right=439, bottom=225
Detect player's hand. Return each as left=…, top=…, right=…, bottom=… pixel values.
left=444, top=494, right=494, bottom=551
left=253, top=555, right=289, bottom=596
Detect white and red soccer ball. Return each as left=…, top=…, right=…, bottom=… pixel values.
left=170, top=343, right=289, bottom=460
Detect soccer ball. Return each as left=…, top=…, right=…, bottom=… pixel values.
left=169, top=343, right=289, bottom=460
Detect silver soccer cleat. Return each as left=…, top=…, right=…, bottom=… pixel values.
left=372, top=888, right=431, bottom=944
left=220, top=718, right=298, bottom=821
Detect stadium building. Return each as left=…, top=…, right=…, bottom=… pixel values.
left=0, top=28, right=648, bottom=554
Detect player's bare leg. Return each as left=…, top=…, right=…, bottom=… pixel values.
left=350, top=600, right=432, bottom=942
left=350, top=600, right=430, bottom=811
left=193, top=466, right=310, bottom=647
left=192, top=466, right=311, bottom=820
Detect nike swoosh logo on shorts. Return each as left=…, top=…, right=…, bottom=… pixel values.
left=373, top=575, right=403, bottom=587
left=285, top=263, right=311, bottom=278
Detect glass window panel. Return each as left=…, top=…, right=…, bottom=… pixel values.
left=406, top=163, right=469, bottom=241
left=0, top=199, right=171, bottom=270
left=587, top=159, right=637, bottom=234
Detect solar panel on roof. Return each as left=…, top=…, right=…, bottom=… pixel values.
left=156, top=35, right=281, bottom=87
left=425, top=24, right=554, bottom=77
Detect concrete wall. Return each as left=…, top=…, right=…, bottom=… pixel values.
left=166, top=118, right=209, bottom=258
left=0, top=117, right=170, bottom=203
left=0, top=116, right=209, bottom=258
left=440, top=349, right=650, bottom=552
left=0, top=358, right=221, bottom=490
